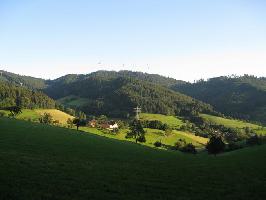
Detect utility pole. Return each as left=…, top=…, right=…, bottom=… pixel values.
left=134, top=106, right=141, bottom=120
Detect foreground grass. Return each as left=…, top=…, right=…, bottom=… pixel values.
left=0, top=117, right=265, bottom=200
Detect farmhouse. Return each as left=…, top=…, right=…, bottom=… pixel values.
left=100, top=121, right=119, bottom=130
left=89, top=119, right=97, bottom=127
left=109, top=121, right=119, bottom=130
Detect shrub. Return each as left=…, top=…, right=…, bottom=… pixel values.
left=137, top=135, right=146, bottom=143
left=67, top=118, right=74, bottom=128
left=174, top=139, right=186, bottom=150
left=180, top=143, right=197, bottom=154
left=154, top=141, right=162, bottom=147
left=53, top=120, right=60, bottom=125
left=206, top=135, right=225, bottom=155
left=39, top=113, right=53, bottom=124
left=246, top=134, right=261, bottom=146
left=165, top=128, right=172, bottom=136
left=227, top=142, right=242, bottom=151
left=141, top=120, right=169, bottom=130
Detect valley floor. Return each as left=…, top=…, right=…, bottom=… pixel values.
left=0, top=117, right=266, bottom=200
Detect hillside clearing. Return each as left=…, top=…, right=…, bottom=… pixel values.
left=0, top=109, right=74, bottom=124
left=140, top=113, right=184, bottom=128
left=57, top=95, right=88, bottom=107
left=200, top=114, right=261, bottom=129
left=80, top=127, right=208, bottom=150
left=35, top=109, right=74, bottom=124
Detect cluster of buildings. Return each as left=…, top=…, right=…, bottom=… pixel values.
left=88, top=119, right=119, bottom=131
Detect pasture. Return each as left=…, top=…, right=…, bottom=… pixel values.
left=80, top=127, right=208, bottom=150
left=140, top=113, right=184, bottom=129
left=200, top=114, right=262, bottom=129
left=35, top=109, right=74, bottom=124
left=0, top=117, right=265, bottom=200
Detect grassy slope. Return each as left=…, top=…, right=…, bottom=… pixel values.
left=140, top=113, right=184, bottom=129
left=0, top=117, right=265, bottom=200
left=57, top=95, right=88, bottom=107
left=35, top=109, right=74, bottom=124
left=0, top=109, right=74, bottom=124
left=80, top=127, right=208, bottom=149
left=80, top=113, right=207, bottom=150
left=200, top=114, right=261, bottom=129
left=200, top=114, right=266, bottom=135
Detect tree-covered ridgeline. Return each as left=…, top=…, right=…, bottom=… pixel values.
left=173, top=75, right=266, bottom=125
left=45, top=76, right=214, bottom=118
left=0, top=82, right=55, bottom=109
left=0, top=70, right=47, bottom=89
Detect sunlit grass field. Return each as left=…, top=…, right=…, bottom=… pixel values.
left=80, top=127, right=208, bottom=150
left=0, top=109, right=74, bottom=124
left=0, top=117, right=265, bottom=200
left=140, top=113, right=184, bottom=129
left=35, top=109, right=74, bottom=124
left=200, top=113, right=262, bottom=129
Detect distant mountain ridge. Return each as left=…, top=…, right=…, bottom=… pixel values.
left=0, top=70, right=47, bottom=89
left=46, top=75, right=213, bottom=117
left=0, top=70, right=209, bottom=117
left=49, top=70, right=186, bottom=87
left=0, top=69, right=186, bottom=89
left=173, top=75, right=266, bottom=124
left=0, top=81, right=55, bottom=109
left=2, top=70, right=266, bottom=123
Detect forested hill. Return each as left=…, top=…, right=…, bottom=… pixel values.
left=0, top=70, right=46, bottom=89
left=49, top=70, right=186, bottom=88
left=0, top=70, right=186, bottom=89
left=0, top=82, right=55, bottom=109
left=173, top=75, right=266, bottom=124
left=46, top=76, right=213, bottom=117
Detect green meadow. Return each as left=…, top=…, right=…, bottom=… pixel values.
left=140, top=113, right=184, bottom=129
left=0, top=117, right=265, bottom=200
left=0, top=109, right=73, bottom=124
left=79, top=127, right=208, bottom=150
left=57, top=95, right=88, bottom=107
left=200, top=113, right=262, bottom=129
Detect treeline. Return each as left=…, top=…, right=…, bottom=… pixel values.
left=45, top=76, right=214, bottom=118
left=0, top=82, right=55, bottom=109
left=0, top=70, right=47, bottom=89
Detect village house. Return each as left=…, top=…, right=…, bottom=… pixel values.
left=89, top=119, right=119, bottom=131
left=89, top=119, right=97, bottom=128
left=100, top=121, right=119, bottom=131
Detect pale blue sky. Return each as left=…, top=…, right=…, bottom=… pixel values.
left=0, top=0, right=266, bottom=81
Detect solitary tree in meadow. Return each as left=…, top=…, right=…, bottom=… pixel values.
left=2, top=106, right=22, bottom=117
left=39, top=112, right=53, bottom=124
left=126, top=119, right=146, bottom=143
left=73, top=118, right=86, bottom=131
left=206, top=135, right=225, bottom=155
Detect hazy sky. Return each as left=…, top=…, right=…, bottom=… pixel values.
left=0, top=0, right=266, bottom=81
